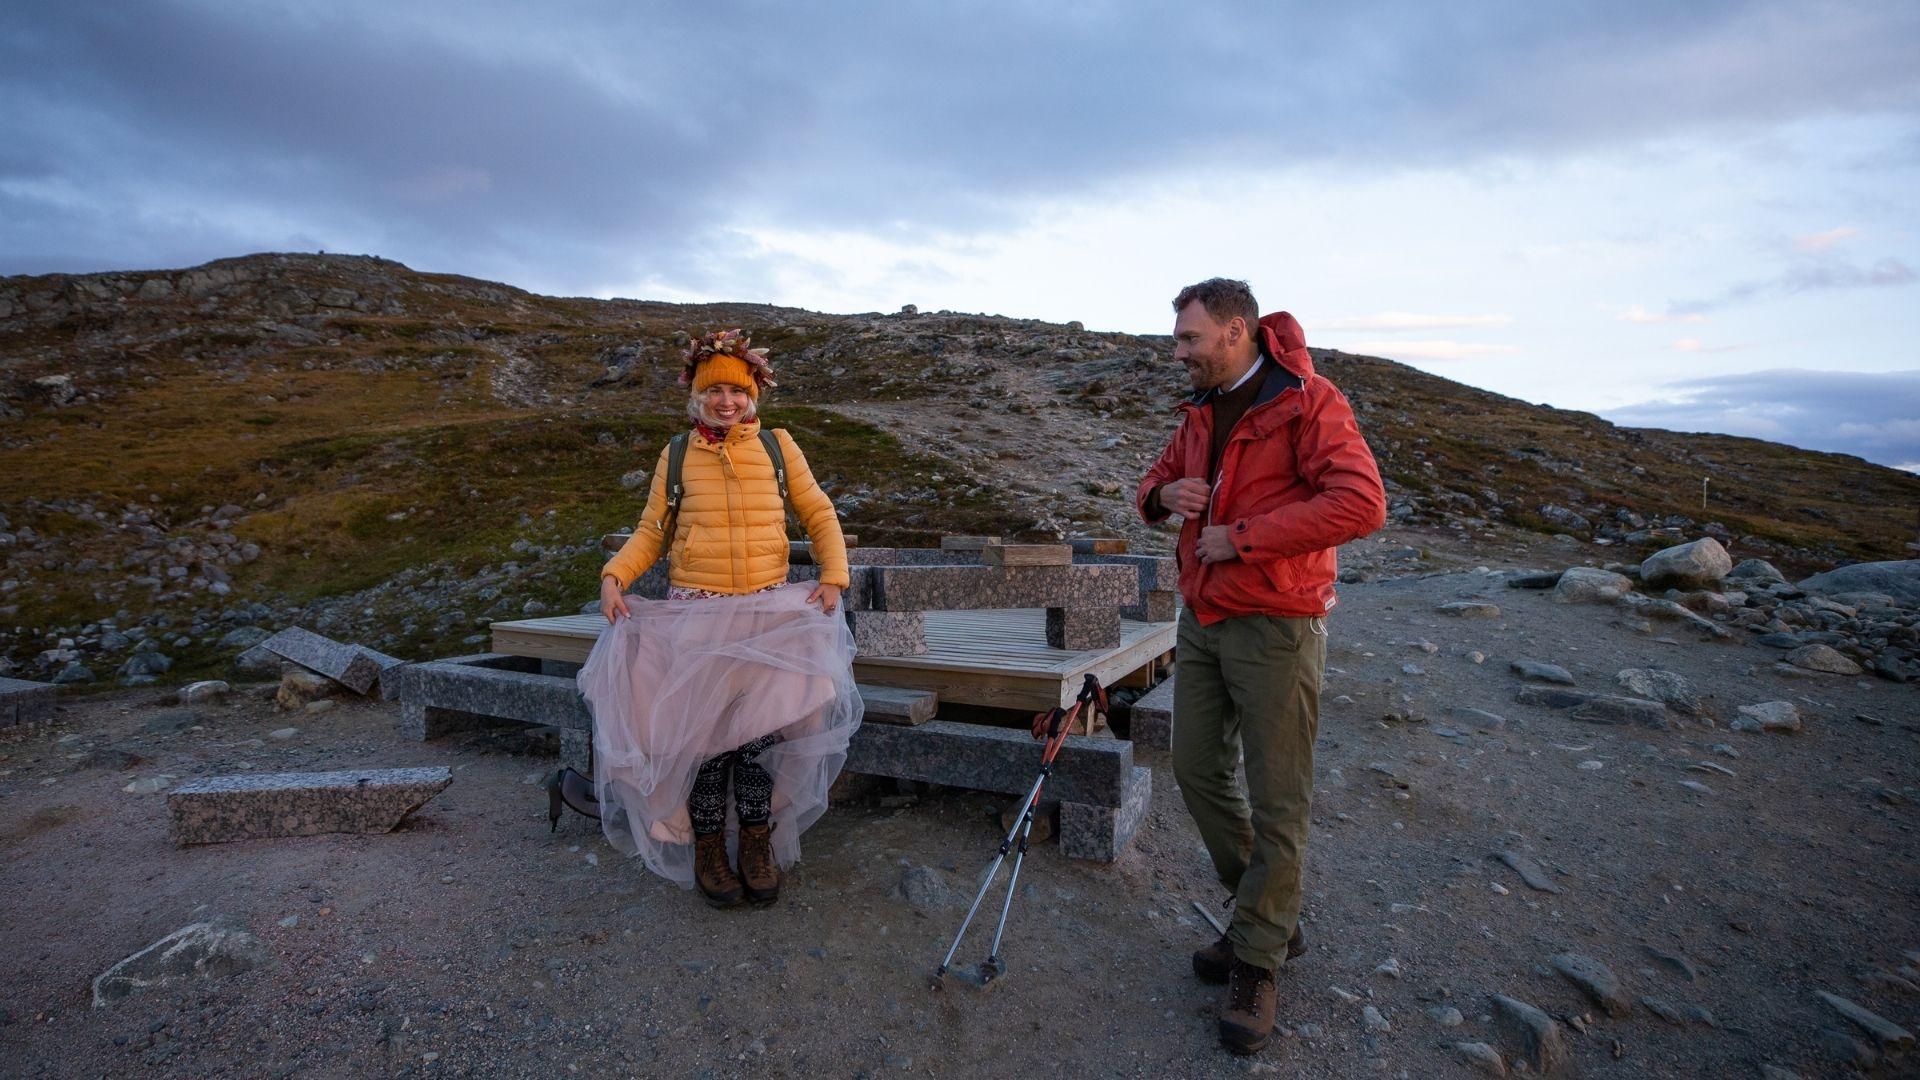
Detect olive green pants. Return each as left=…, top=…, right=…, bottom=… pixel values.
left=1172, top=607, right=1325, bottom=970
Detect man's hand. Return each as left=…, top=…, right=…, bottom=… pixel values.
left=599, top=576, right=633, bottom=624
left=1197, top=525, right=1240, bottom=565
left=1159, top=477, right=1211, bottom=517
left=807, top=582, right=843, bottom=615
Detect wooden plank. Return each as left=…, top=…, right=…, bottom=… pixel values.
left=857, top=684, right=938, bottom=726
left=490, top=608, right=1177, bottom=712
left=1069, top=537, right=1129, bottom=555
left=980, top=544, right=1072, bottom=567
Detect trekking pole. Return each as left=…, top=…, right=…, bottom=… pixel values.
left=930, top=673, right=1108, bottom=990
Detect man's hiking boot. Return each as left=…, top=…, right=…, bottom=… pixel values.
left=1192, top=924, right=1308, bottom=983
left=694, top=832, right=743, bottom=909
left=1219, top=957, right=1279, bottom=1055
left=737, top=822, right=781, bottom=907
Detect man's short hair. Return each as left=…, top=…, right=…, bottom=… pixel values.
left=1172, top=278, right=1260, bottom=330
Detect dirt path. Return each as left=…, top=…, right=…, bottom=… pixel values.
left=2, top=540, right=1916, bottom=1078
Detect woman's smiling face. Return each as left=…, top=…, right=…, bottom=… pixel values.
left=702, top=382, right=752, bottom=426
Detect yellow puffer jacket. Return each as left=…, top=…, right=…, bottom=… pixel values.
left=600, top=421, right=850, bottom=594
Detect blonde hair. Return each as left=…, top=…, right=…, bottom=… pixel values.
left=686, top=388, right=758, bottom=428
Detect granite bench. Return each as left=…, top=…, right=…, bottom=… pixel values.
left=167, top=766, right=453, bottom=845
left=380, top=653, right=1148, bottom=861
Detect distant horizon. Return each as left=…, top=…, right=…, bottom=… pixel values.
left=7, top=245, right=1919, bottom=477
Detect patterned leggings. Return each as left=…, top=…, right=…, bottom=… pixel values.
left=688, top=732, right=780, bottom=835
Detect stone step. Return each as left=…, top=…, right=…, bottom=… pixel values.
left=845, top=719, right=1131, bottom=807
left=260, top=627, right=404, bottom=696
left=1130, top=675, right=1175, bottom=750
left=857, top=684, right=937, bottom=726
left=167, top=766, right=453, bottom=845
left=0, top=675, right=55, bottom=728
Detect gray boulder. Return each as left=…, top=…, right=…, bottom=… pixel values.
left=1616, top=668, right=1703, bottom=716
left=1726, top=558, right=1787, bottom=586
left=1641, top=538, right=1732, bottom=591
left=1552, top=567, right=1632, bottom=605
left=1800, top=560, right=1920, bottom=606
left=1783, top=644, right=1863, bottom=676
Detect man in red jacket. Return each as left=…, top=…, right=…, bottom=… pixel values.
left=1138, top=278, right=1386, bottom=1055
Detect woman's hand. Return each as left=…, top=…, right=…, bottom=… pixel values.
left=806, top=582, right=842, bottom=615
left=599, top=576, right=633, bottom=624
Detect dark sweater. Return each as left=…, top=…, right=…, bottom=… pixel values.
left=1146, top=357, right=1267, bottom=517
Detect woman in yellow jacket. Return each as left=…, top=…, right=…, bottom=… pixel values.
left=577, top=329, right=860, bottom=908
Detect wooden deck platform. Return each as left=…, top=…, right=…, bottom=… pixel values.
left=489, top=609, right=1174, bottom=712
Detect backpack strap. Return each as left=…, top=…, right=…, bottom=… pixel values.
left=757, top=428, right=789, bottom=502
left=660, top=431, right=691, bottom=543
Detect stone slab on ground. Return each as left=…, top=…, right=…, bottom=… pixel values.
left=166, top=766, right=453, bottom=845
left=857, top=684, right=938, bottom=726
left=260, top=626, right=404, bottom=695
left=844, top=720, right=1132, bottom=808
left=981, top=543, right=1072, bottom=567
left=91, top=922, right=270, bottom=1007
left=1046, top=606, right=1122, bottom=650
left=1059, top=765, right=1152, bottom=862
left=1130, top=676, right=1176, bottom=750
left=0, top=675, right=55, bottom=728
left=382, top=656, right=593, bottom=732
left=1514, top=685, right=1670, bottom=728
left=868, top=563, right=1138, bottom=612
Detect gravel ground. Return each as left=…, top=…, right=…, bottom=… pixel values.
left=3, top=542, right=1917, bottom=1078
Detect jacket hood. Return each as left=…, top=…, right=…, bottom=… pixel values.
left=1258, top=311, right=1315, bottom=381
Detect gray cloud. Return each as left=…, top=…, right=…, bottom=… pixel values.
left=3, top=0, right=1919, bottom=292
left=1606, top=368, right=1920, bottom=469
left=1669, top=255, right=1917, bottom=316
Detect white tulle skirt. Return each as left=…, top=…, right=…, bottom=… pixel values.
left=576, top=582, right=863, bottom=887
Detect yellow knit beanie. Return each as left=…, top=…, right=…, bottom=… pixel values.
left=691, top=352, right=759, bottom=398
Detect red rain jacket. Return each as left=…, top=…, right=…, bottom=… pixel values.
left=1137, top=312, right=1387, bottom=624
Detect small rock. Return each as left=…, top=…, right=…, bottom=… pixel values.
left=1510, top=659, right=1576, bottom=685
left=1438, top=601, right=1501, bottom=619
left=1429, top=1006, right=1464, bottom=1027
left=303, top=699, right=335, bottom=715
left=1552, top=567, right=1633, bottom=604
left=1783, top=644, right=1863, bottom=676
left=1491, top=994, right=1569, bottom=1076
left=1733, top=700, right=1801, bottom=734
left=1551, top=953, right=1630, bottom=1017
left=92, top=922, right=269, bottom=1006
left=1362, top=1005, right=1390, bottom=1032
left=268, top=727, right=299, bottom=741
left=1374, top=958, right=1401, bottom=979
left=1641, top=996, right=1686, bottom=1025
left=123, top=775, right=176, bottom=795
left=1641, top=538, right=1732, bottom=590
left=1453, top=1041, right=1507, bottom=1076
left=178, top=680, right=230, bottom=705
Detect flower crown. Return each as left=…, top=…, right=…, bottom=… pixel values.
left=678, top=328, right=776, bottom=391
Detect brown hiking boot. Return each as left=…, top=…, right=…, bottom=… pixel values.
left=1193, top=924, right=1308, bottom=983
left=694, top=832, right=743, bottom=909
left=737, top=822, right=780, bottom=907
left=1219, top=956, right=1278, bottom=1055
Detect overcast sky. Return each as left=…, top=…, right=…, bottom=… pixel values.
left=5, top=1, right=1918, bottom=468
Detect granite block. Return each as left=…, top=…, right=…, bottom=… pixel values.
left=1059, top=765, right=1152, bottom=862
left=1129, top=676, right=1175, bottom=750
left=166, top=766, right=452, bottom=845
left=383, top=660, right=593, bottom=731
left=1046, top=606, right=1122, bottom=650
left=940, top=536, right=1001, bottom=551
left=848, top=610, right=927, bottom=656
left=559, top=728, right=593, bottom=773
left=538, top=659, right=582, bottom=678
left=1073, top=553, right=1177, bottom=594
left=843, top=720, right=1131, bottom=806
left=1069, top=537, right=1129, bottom=555
left=259, top=627, right=404, bottom=696
left=786, top=565, right=877, bottom=610
left=786, top=537, right=862, bottom=564
left=868, top=564, right=1139, bottom=612
left=400, top=702, right=525, bottom=741
left=0, top=676, right=55, bottom=728
left=1121, top=589, right=1179, bottom=623
left=981, top=544, right=1072, bottom=567
left=857, top=684, right=938, bottom=726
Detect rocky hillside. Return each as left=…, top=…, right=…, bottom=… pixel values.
left=3, top=253, right=1917, bottom=685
